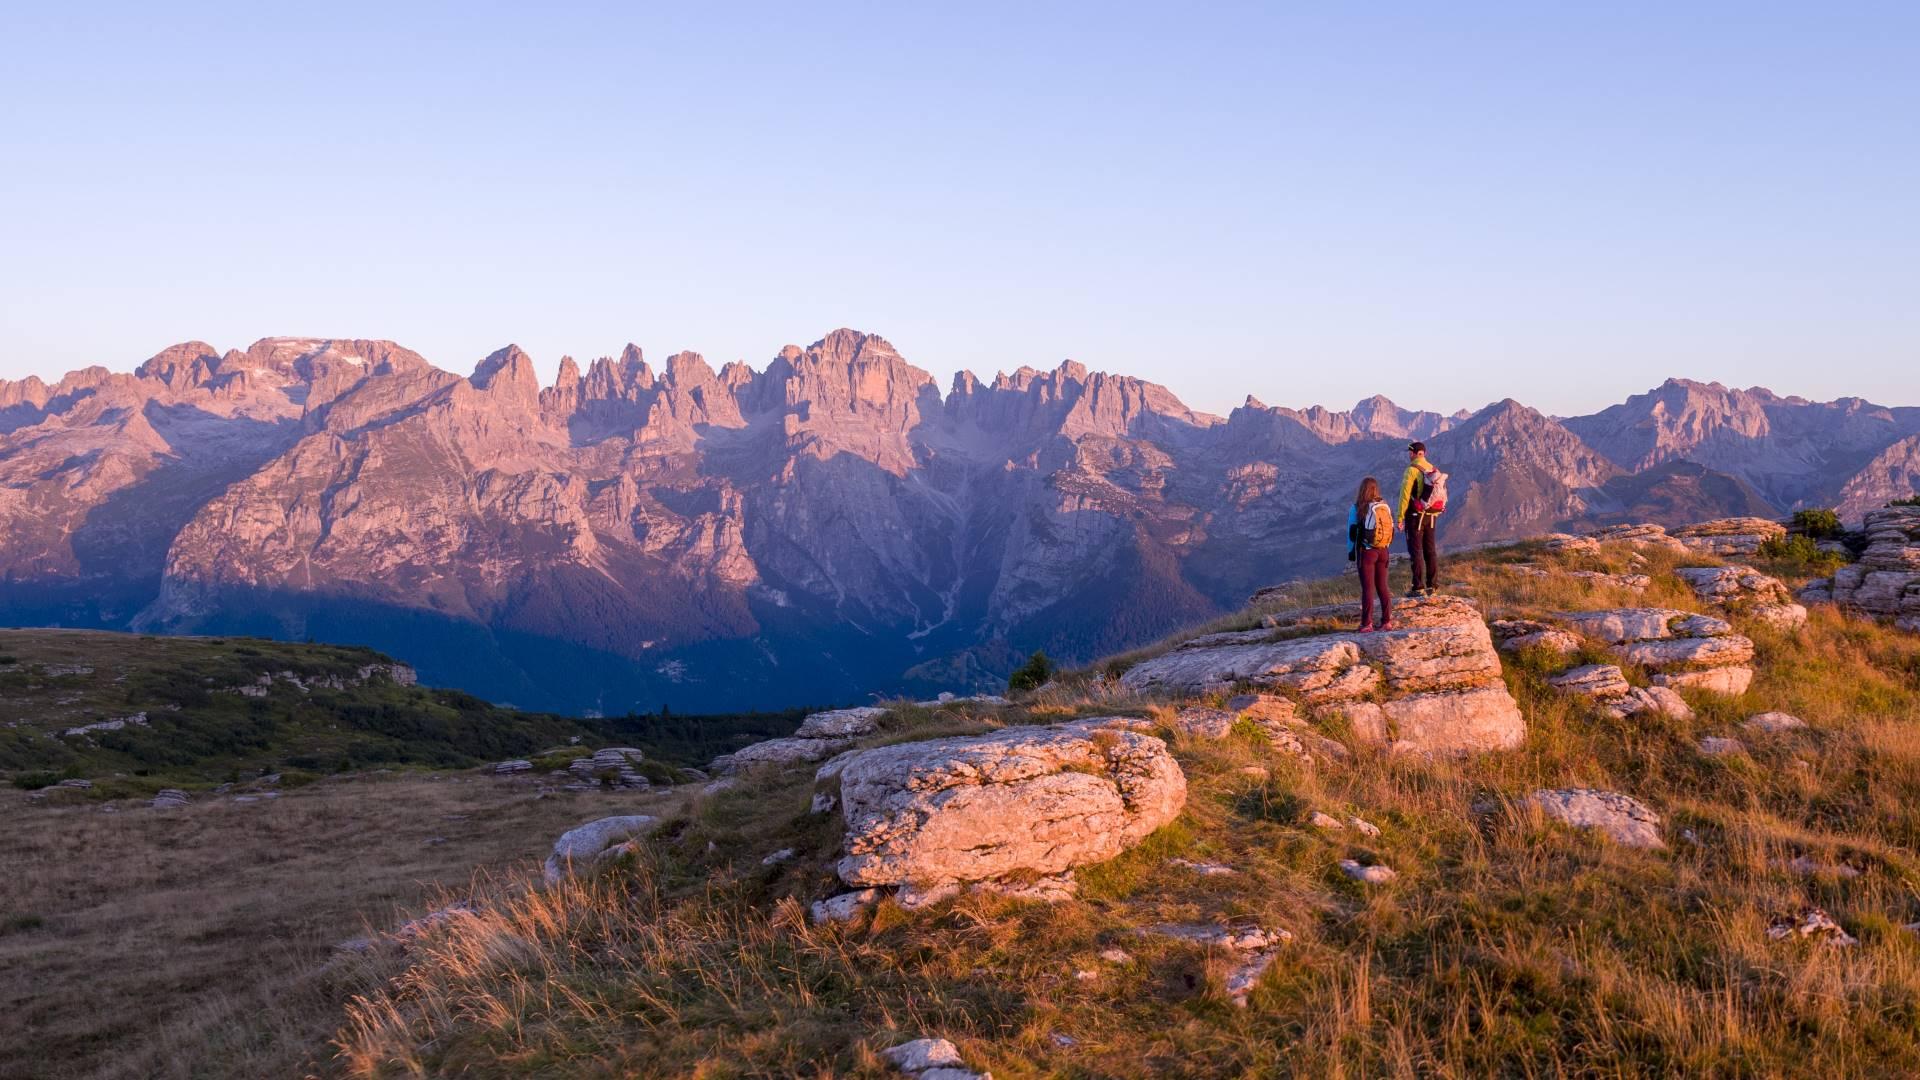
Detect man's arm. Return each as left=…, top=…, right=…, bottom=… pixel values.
left=1396, top=465, right=1418, bottom=524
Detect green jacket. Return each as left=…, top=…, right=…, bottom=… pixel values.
left=1398, top=456, right=1436, bottom=522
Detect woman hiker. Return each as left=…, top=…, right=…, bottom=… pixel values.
left=1348, top=476, right=1395, bottom=632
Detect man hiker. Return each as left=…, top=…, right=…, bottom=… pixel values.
left=1396, top=441, right=1448, bottom=597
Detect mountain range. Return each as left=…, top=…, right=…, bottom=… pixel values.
left=3, top=330, right=1915, bottom=713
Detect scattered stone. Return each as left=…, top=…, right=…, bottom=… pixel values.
left=761, top=848, right=796, bottom=866
left=810, top=791, right=838, bottom=814
left=1490, top=619, right=1582, bottom=656
left=880, top=1037, right=989, bottom=1079
left=1674, top=565, right=1806, bottom=630
left=61, top=712, right=150, bottom=738
left=1310, top=811, right=1344, bottom=830
left=1651, top=667, right=1755, bottom=696
left=1529, top=788, right=1664, bottom=848
left=1170, top=706, right=1237, bottom=738
left=1555, top=608, right=1754, bottom=697
left=834, top=722, right=1186, bottom=895
left=490, top=759, right=533, bottom=776
left=1698, top=736, right=1747, bottom=756
left=1169, top=858, right=1236, bottom=876
left=1768, top=907, right=1856, bottom=946
left=795, top=706, right=890, bottom=739
left=543, top=815, right=657, bottom=884
left=1541, top=533, right=1602, bottom=556
left=1783, top=854, right=1862, bottom=879
left=150, top=789, right=188, bottom=809
left=1224, top=692, right=1298, bottom=731
left=1098, top=947, right=1134, bottom=963
left=1141, top=923, right=1291, bottom=1007
left=811, top=889, right=880, bottom=924
left=1338, top=859, right=1396, bottom=884
left=1744, top=711, right=1808, bottom=733
left=1550, top=664, right=1632, bottom=700
left=1348, top=816, right=1381, bottom=837
left=55, top=778, right=92, bottom=789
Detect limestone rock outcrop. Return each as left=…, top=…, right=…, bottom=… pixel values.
left=1669, top=518, right=1786, bottom=557
left=1119, top=596, right=1524, bottom=755
left=543, top=815, right=658, bottom=884
left=1674, top=565, right=1807, bottom=631
left=1529, top=788, right=1665, bottom=848
left=832, top=722, right=1186, bottom=892
left=1802, top=506, right=1920, bottom=632
left=711, top=706, right=892, bottom=774
left=1555, top=608, right=1755, bottom=697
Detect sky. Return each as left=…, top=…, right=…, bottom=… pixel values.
left=1, top=2, right=1916, bottom=418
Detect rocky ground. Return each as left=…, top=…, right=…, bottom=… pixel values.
left=181, top=515, right=1912, bottom=1078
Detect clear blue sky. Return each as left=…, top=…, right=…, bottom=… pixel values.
left=2, top=2, right=1915, bottom=416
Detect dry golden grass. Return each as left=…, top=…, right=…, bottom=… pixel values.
left=316, top=540, right=1920, bottom=1078
left=0, top=773, right=675, bottom=1080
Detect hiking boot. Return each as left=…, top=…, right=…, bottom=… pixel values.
left=1404, top=588, right=1423, bottom=600
left=1357, top=622, right=1375, bottom=633
left=1377, top=619, right=1395, bottom=631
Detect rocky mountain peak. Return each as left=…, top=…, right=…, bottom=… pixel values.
left=470, top=344, right=541, bottom=401
left=135, top=342, right=220, bottom=390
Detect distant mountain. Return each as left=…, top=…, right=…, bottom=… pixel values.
left=3, top=333, right=1915, bottom=711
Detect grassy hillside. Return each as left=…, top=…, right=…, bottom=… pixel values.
left=317, top=536, right=1920, bottom=1077
left=0, top=630, right=809, bottom=793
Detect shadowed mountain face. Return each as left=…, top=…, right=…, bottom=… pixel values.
left=3, top=333, right=1916, bottom=712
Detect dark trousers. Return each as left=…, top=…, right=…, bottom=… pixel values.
left=1405, top=514, right=1439, bottom=590
left=1358, top=548, right=1391, bottom=626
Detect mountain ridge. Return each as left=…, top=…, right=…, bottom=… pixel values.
left=3, top=330, right=1917, bottom=713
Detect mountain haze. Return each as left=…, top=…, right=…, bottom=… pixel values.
left=3, top=332, right=1915, bottom=713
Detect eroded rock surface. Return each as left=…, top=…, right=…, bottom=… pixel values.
left=1530, top=788, right=1665, bottom=848
left=543, top=814, right=658, bottom=884
left=1675, top=565, right=1806, bottom=631
left=1670, top=518, right=1786, bottom=556
left=1120, top=596, right=1524, bottom=755
left=834, top=722, right=1185, bottom=891
left=1554, top=608, right=1755, bottom=697
left=1803, top=506, right=1920, bottom=632
left=711, top=706, right=892, bottom=774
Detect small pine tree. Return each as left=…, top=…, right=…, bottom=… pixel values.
left=1007, top=650, right=1055, bottom=693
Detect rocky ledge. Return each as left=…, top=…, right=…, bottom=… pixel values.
left=1674, top=565, right=1808, bottom=631
left=1117, top=596, right=1525, bottom=756
left=1802, top=506, right=1920, bottom=632
left=1553, top=608, right=1755, bottom=696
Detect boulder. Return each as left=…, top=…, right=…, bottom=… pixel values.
left=1490, top=619, right=1582, bottom=656
left=1121, top=596, right=1523, bottom=755
left=1529, top=788, right=1664, bottom=848
left=1541, top=533, right=1602, bottom=556
left=1744, top=711, right=1807, bottom=733
left=490, top=759, right=533, bottom=775
left=543, top=815, right=657, bottom=884
left=1612, top=685, right=1693, bottom=721
left=1652, top=666, right=1755, bottom=696
left=1584, top=523, right=1689, bottom=553
left=1549, top=664, right=1632, bottom=700
left=150, top=788, right=188, bottom=809
left=1670, top=518, right=1787, bottom=556
left=1674, top=565, right=1808, bottom=630
left=834, top=722, right=1186, bottom=892
left=1698, top=736, right=1746, bottom=756
left=810, top=889, right=880, bottom=924
left=711, top=706, right=893, bottom=774
left=1338, top=859, right=1396, bottom=884
left=1613, top=634, right=1755, bottom=670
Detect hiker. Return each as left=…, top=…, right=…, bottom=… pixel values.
left=1396, top=441, right=1449, bottom=597
left=1348, top=476, right=1395, bottom=631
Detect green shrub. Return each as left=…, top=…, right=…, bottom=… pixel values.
left=1007, top=650, right=1055, bottom=693
left=1756, top=534, right=1847, bottom=575
left=1791, top=508, right=1842, bottom=538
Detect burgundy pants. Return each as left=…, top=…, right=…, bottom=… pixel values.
left=1358, top=548, right=1391, bottom=626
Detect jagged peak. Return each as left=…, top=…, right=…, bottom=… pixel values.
left=662, top=351, right=716, bottom=386
left=470, top=345, right=540, bottom=396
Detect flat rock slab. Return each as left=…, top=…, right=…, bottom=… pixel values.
left=795, top=706, right=890, bottom=739
left=1652, top=666, right=1754, bottom=696
left=1550, top=664, right=1632, bottom=699
left=1557, top=608, right=1732, bottom=645
left=1121, top=597, right=1523, bottom=755
left=1530, top=788, right=1664, bottom=848
left=835, top=722, right=1186, bottom=890
left=1613, top=633, right=1755, bottom=671
left=1745, top=711, right=1807, bottom=733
